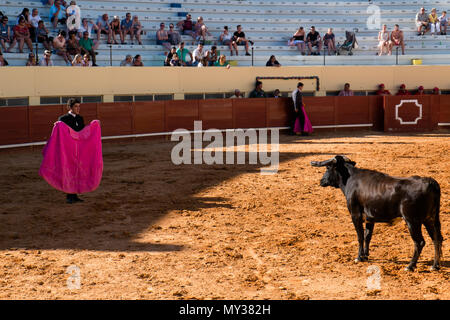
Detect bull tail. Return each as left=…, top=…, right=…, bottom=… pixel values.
left=428, top=178, right=444, bottom=242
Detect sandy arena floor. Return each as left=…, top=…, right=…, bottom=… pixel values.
left=0, top=131, right=449, bottom=300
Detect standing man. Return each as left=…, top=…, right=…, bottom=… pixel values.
left=58, top=98, right=85, bottom=203
left=292, top=82, right=306, bottom=135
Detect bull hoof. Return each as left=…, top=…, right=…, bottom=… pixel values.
left=354, top=256, right=368, bottom=263
left=404, top=266, right=415, bottom=272
left=431, top=265, right=440, bottom=272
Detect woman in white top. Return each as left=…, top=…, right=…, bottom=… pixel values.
left=72, top=53, right=83, bottom=66
left=377, top=24, right=392, bottom=56
left=219, top=26, right=237, bottom=56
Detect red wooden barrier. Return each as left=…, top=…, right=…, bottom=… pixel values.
left=383, top=96, right=434, bottom=132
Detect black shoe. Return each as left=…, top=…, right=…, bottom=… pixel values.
left=249, top=40, right=254, bottom=45
left=66, top=194, right=75, bottom=204
left=245, top=52, right=251, bottom=56
left=73, top=195, right=84, bottom=203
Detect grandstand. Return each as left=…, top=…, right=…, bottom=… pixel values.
left=2, top=0, right=450, bottom=66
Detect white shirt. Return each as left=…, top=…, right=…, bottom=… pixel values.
left=30, top=14, right=41, bottom=28
left=193, top=48, right=205, bottom=62
left=78, top=23, right=95, bottom=38
left=292, top=88, right=301, bottom=108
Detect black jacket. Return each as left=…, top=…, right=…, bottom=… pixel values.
left=58, top=113, right=85, bottom=132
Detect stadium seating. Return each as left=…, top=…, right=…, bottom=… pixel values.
left=2, top=0, right=450, bottom=66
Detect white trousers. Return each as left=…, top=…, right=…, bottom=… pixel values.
left=431, top=22, right=441, bottom=34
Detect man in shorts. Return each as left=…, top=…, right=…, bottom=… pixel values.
left=233, top=25, right=253, bottom=56
left=49, top=0, right=67, bottom=28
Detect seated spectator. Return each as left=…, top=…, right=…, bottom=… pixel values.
left=66, top=30, right=81, bottom=56
left=167, top=23, right=181, bottom=46
left=26, top=52, right=37, bottom=66
left=439, top=11, right=448, bottom=35
left=272, top=89, right=281, bottom=98
left=377, top=24, right=392, bottom=56
left=39, top=49, right=54, bottom=66
left=194, top=16, right=211, bottom=44
left=233, top=25, right=252, bottom=56
left=96, top=13, right=111, bottom=43
left=230, top=89, right=242, bottom=99
left=132, top=54, right=144, bottom=66
left=432, top=87, right=440, bottom=95
left=164, top=47, right=177, bottom=66
left=7, top=16, right=34, bottom=53
left=170, top=53, right=181, bottom=66
left=213, top=54, right=230, bottom=68
left=266, top=55, right=281, bottom=67
left=156, top=22, right=171, bottom=50
left=416, top=7, right=429, bottom=35
left=120, top=54, right=133, bottom=66
left=121, top=13, right=134, bottom=44
left=323, top=28, right=336, bottom=55
left=132, top=15, right=143, bottom=45
left=53, top=30, right=71, bottom=65
left=176, top=42, right=193, bottom=66
left=220, top=26, right=236, bottom=56
left=415, top=86, right=425, bottom=95
left=206, top=45, right=219, bottom=66
left=49, top=0, right=67, bottom=29
left=110, top=16, right=125, bottom=44
left=0, top=16, right=13, bottom=52
left=42, top=0, right=68, bottom=6
left=192, top=42, right=206, bottom=66
left=249, top=81, right=267, bottom=98
left=306, top=26, right=322, bottom=55
left=390, top=24, right=405, bottom=55
left=376, top=83, right=391, bottom=95
left=78, top=18, right=99, bottom=42
left=0, top=51, right=9, bottom=66
left=79, top=31, right=98, bottom=66
left=291, top=26, right=306, bottom=55
left=429, top=8, right=441, bottom=36
left=177, top=13, right=195, bottom=38
left=82, top=53, right=92, bottom=66
left=338, top=83, right=354, bottom=96
left=72, top=53, right=83, bottom=66
left=29, top=8, right=41, bottom=41
left=16, top=8, right=31, bottom=31
left=396, top=84, right=410, bottom=95
left=36, top=20, right=52, bottom=51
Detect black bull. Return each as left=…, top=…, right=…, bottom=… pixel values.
left=311, top=155, right=443, bottom=271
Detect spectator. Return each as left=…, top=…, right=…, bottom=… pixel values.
left=429, top=8, right=440, bottom=36
left=230, top=89, right=242, bottom=99
left=156, top=22, right=171, bottom=50
left=53, top=30, right=72, bottom=65
left=72, top=53, right=83, bottom=66
left=78, top=18, right=99, bottom=42
left=120, top=54, right=133, bottom=66
left=26, top=52, right=37, bottom=66
left=49, top=0, right=67, bottom=29
left=36, top=20, right=52, bottom=51
left=323, top=28, right=336, bottom=55
left=132, top=54, right=143, bottom=66
left=396, top=84, right=410, bottom=95
left=338, top=83, right=354, bottom=96
left=213, top=54, right=230, bottom=68
left=167, top=23, right=181, bottom=46
left=205, top=45, right=218, bottom=66
left=7, top=16, right=33, bottom=53
left=121, top=13, right=134, bottom=44
left=291, top=26, right=306, bottom=55
left=96, top=13, right=111, bottom=43
left=29, top=8, right=41, bottom=41
left=39, top=49, right=54, bottom=66
left=0, top=16, right=13, bottom=52
left=0, top=51, right=9, bottom=66
left=233, top=25, right=252, bottom=56
left=67, top=30, right=81, bottom=56
left=415, top=86, right=425, bottom=95
left=164, top=47, right=177, bottom=66
left=266, top=55, right=281, bottom=67
left=432, top=87, right=440, bottom=95
left=416, top=7, right=429, bottom=35
left=110, top=16, right=125, bottom=44
left=377, top=24, right=392, bottom=56
left=176, top=41, right=192, bottom=66
left=177, top=13, right=195, bottom=38
left=376, top=83, right=391, bottom=95
left=249, top=81, right=267, bottom=98
left=220, top=26, right=236, bottom=56
left=306, top=26, right=322, bottom=55
left=170, top=53, right=181, bottom=66
left=79, top=31, right=98, bottom=66
left=439, top=11, right=448, bottom=35
left=194, top=16, right=211, bottom=44
left=272, top=89, right=281, bottom=98
left=132, top=15, right=143, bottom=45
left=192, top=42, right=206, bottom=66
left=16, top=8, right=31, bottom=28
left=390, top=24, right=405, bottom=55
left=82, top=53, right=92, bottom=66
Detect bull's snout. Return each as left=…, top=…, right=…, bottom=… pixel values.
left=320, top=179, right=329, bottom=187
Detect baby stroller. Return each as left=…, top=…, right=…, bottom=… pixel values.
left=336, top=30, right=358, bottom=55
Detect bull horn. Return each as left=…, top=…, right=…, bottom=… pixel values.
left=311, top=158, right=337, bottom=167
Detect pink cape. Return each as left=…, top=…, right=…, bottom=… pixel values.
left=39, top=120, right=103, bottom=194
left=294, top=106, right=314, bottom=133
